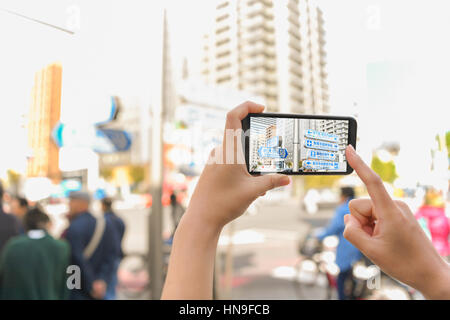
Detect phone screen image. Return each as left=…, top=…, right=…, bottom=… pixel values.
left=248, top=116, right=351, bottom=174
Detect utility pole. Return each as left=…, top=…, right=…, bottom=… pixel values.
left=149, top=9, right=169, bottom=300
left=293, top=119, right=300, bottom=172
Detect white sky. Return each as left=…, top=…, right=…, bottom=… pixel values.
left=0, top=0, right=449, bottom=179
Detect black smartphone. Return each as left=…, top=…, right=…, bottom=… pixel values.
left=241, top=113, right=357, bottom=175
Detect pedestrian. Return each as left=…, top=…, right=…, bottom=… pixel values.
left=0, top=206, right=70, bottom=300
left=0, top=182, right=19, bottom=255
left=101, top=197, right=125, bottom=300
left=63, top=191, right=118, bottom=300
left=415, top=188, right=449, bottom=258
left=9, top=196, right=28, bottom=234
left=315, top=186, right=362, bottom=300
left=161, top=102, right=450, bottom=300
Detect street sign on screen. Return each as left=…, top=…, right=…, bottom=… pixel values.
left=304, top=129, right=339, bottom=143
left=258, top=147, right=288, bottom=159
left=304, top=139, right=338, bottom=152
left=307, top=149, right=337, bottom=161
left=303, top=160, right=339, bottom=170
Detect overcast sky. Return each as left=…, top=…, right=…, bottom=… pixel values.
left=0, top=0, right=449, bottom=178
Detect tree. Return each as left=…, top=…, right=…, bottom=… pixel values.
left=100, top=167, right=113, bottom=181
left=129, top=165, right=145, bottom=185
left=304, top=175, right=342, bottom=190
left=446, top=131, right=450, bottom=158
left=6, top=169, right=21, bottom=195
left=370, top=154, right=398, bottom=184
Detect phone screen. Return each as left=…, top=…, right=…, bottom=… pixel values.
left=246, top=115, right=354, bottom=174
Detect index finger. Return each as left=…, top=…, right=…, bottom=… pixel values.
left=225, top=101, right=265, bottom=131
left=346, top=145, right=395, bottom=212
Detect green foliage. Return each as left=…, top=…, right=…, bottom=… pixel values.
left=370, top=154, right=398, bottom=184
left=100, top=167, right=113, bottom=181
left=304, top=175, right=342, bottom=189
left=6, top=170, right=21, bottom=185
left=446, top=131, right=450, bottom=157
left=129, top=165, right=145, bottom=184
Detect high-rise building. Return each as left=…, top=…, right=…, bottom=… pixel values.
left=319, top=119, right=348, bottom=160
left=27, top=63, right=62, bottom=180
left=201, top=0, right=328, bottom=114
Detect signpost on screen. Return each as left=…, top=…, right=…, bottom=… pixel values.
left=303, top=160, right=339, bottom=170
left=303, top=129, right=340, bottom=171
left=258, top=146, right=288, bottom=159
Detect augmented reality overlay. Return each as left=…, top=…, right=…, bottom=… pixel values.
left=249, top=117, right=349, bottom=173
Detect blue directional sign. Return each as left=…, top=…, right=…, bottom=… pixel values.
left=266, top=136, right=279, bottom=148
left=94, top=96, right=120, bottom=125
left=304, top=129, right=339, bottom=143
left=307, top=149, right=337, bottom=161
left=303, top=160, right=339, bottom=170
left=94, top=128, right=132, bottom=153
left=52, top=122, right=132, bottom=153
left=304, top=139, right=339, bottom=152
left=258, top=147, right=288, bottom=159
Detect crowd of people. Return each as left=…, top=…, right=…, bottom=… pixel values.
left=0, top=101, right=448, bottom=300
left=0, top=183, right=126, bottom=300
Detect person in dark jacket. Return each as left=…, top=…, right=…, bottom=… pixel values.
left=0, top=183, right=19, bottom=255
left=0, top=207, right=70, bottom=300
left=101, top=197, right=125, bottom=300
left=315, top=187, right=362, bottom=300
left=10, top=196, right=28, bottom=234
left=63, top=191, right=118, bottom=300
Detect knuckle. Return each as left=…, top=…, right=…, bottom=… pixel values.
left=367, top=173, right=382, bottom=187
left=348, top=200, right=356, bottom=212
left=268, top=175, right=276, bottom=190
left=393, top=200, right=407, bottom=210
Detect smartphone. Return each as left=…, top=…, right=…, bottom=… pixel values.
left=241, top=113, right=357, bottom=175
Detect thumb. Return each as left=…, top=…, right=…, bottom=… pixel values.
left=252, top=174, right=290, bottom=195
left=343, top=214, right=373, bottom=254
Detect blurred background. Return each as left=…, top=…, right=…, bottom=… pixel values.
left=0, top=0, right=448, bottom=300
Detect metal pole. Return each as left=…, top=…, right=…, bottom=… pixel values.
left=293, top=119, right=300, bottom=172
left=149, top=9, right=168, bottom=300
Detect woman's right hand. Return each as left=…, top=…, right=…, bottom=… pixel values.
left=343, top=145, right=450, bottom=299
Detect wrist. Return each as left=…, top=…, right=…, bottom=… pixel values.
left=420, top=259, right=450, bottom=299
left=184, top=196, right=229, bottom=231
left=177, top=208, right=223, bottom=243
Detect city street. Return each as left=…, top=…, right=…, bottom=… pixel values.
left=115, top=198, right=336, bottom=300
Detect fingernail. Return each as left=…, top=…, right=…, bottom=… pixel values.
left=343, top=214, right=350, bottom=224
left=347, top=145, right=356, bottom=156
left=281, top=176, right=291, bottom=185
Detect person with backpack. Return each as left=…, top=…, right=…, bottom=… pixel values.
left=63, top=191, right=118, bottom=300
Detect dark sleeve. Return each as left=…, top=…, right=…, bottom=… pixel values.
left=118, top=218, right=126, bottom=242
left=97, top=223, right=118, bottom=282
left=65, top=224, right=95, bottom=294
left=0, top=243, right=8, bottom=291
